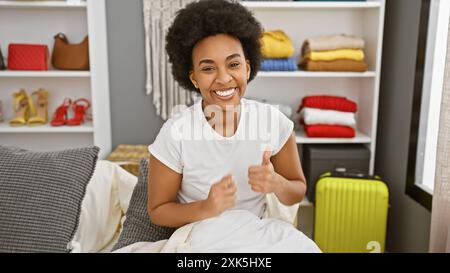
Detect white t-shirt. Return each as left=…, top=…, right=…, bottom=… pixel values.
left=148, top=98, right=294, bottom=217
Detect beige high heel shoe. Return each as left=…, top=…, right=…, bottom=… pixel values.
left=9, top=89, right=34, bottom=127
left=28, top=88, right=49, bottom=126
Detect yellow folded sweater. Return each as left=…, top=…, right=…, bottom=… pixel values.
left=260, top=30, right=295, bottom=58
left=303, top=49, right=365, bottom=62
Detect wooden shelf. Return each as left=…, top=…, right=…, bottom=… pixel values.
left=0, top=0, right=86, bottom=9
left=257, top=71, right=376, bottom=78
left=295, top=130, right=371, bottom=144
left=242, top=1, right=381, bottom=9
left=0, top=71, right=91, bottom=78
left=0, top=122, right=93, bottom=133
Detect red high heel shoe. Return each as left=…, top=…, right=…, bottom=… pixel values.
left=51, top=98, right=72, bottom=126
left=66, top=98, right=91, bottom=126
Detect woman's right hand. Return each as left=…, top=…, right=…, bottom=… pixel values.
left=204, top=174, right=237, bottom=216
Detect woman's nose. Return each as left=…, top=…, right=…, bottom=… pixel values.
left=215, top=68, right=232, bottom=84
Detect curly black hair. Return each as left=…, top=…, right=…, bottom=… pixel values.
left=166, top=0, right=262, bottom=92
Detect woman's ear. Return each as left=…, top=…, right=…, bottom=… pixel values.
left=189, top=71, right=199, bottom=89
left=246, top=60, right=251, bottom=81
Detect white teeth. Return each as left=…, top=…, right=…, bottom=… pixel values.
left=214, top=88, right=235, bottom=97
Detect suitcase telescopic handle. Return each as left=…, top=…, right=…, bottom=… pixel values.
left=333, top=168, right=381, bottom=180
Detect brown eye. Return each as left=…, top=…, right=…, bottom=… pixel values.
left=201, top=66, right=215, bottom=72
left=229, top=62, right=241, bottom=68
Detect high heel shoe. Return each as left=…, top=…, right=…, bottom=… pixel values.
left=28, top=88, right=49, bottom=126
left=66, top=98, right=91, bottom=126
left=51, top=98, right=72, bottom=127
left=10, top=89, right=35, bottom=127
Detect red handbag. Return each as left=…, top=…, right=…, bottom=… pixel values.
left=7, top=44, right=49, bottom=71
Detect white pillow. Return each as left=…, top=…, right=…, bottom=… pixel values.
left=70, top=160, right=137, bottom=253
left=264, top=193, right=299, bottom=228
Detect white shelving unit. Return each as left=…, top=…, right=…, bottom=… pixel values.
left=0, top=71, right=91, bottom=78
left=0, top=0, right=87, bottom=9
left=257, top=71, right=377, bottom=78
left=242, top=1, right=381, bottom=9
left=0, top=0, right=111, bottom=159
left=0, top=122, right=94, bottom=133
left=295, top=130, right=371, bottom=144
left=242, top=0, right=386, bottom=174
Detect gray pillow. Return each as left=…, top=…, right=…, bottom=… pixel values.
left=0, top=145, right=99, bottom=253
left=112, top=159, right=175, bottom=251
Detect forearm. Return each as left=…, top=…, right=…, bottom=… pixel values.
left=149, top=199, right=213, bottom=228
left=273, top=173, right=307, bottom=206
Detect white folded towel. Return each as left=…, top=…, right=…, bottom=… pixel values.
left=300, top=107, right=356, bottom=127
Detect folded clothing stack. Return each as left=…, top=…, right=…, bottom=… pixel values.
left=299, top=34, right=368, bottom=72
left=260, top=58, right=297, bottom=71
left=260, top=30, right=297, bottom=71
left=297, top=95, right=358, bottom=138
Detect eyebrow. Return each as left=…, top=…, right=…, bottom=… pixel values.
left=198, top=53, right=242, bottom=66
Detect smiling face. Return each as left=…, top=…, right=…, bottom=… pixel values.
left=189, top=34, right=251, bottom=111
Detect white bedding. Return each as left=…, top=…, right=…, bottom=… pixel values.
left=113, top=210, right=321, bottom=253
left=69, top=160, right=320, bottom=253
left=70, top=160, right=138, bottom=253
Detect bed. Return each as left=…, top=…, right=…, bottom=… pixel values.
left=72, top=160, right=318, bottom=253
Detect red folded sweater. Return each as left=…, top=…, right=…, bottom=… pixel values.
left=297, top=95, right=357, bottom=113
left=304, top=124, right=356, bottom=138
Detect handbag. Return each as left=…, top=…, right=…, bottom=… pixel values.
left=7, top=44, right=49, bottom=71
left=51, top=33, right=89, bottom=70
left=0, top=47, right=5, bottom=70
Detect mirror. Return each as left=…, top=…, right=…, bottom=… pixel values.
left=406, top=0, right=450, bottom=210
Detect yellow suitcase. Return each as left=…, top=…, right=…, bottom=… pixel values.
left=314, top=171, right=389, bottom=253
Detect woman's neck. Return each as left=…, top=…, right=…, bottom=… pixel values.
left=202, top=101, right=241, bottom=137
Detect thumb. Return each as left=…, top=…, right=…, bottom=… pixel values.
left=262, top=150, right=272, bottom=166
left=221, top=174, right=233, bottom=187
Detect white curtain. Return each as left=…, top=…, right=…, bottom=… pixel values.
left=143, top=0, right=197, bottom=120
left=429, top=16, right=450, bottom=253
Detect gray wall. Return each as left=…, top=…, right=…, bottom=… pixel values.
left=106, top=0, right=163, bottom=148
left=376, top=0, right=431, bottom=252
left=105, top=0, right=432, bottom=252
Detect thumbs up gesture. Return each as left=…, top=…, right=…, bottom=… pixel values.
left=248, top=150, right=280, bottom=193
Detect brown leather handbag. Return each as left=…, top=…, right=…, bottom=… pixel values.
left=51, top=33, right=89, bottom=70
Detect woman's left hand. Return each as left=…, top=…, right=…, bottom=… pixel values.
left=248, top=150, right=282, bottom=194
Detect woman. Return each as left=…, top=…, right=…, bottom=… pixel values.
left=147, top=0, right=321, bottom=253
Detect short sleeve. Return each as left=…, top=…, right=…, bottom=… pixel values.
left=148, top=119, right=183, bottom=174
left=271, top=106, right=294, bottom=155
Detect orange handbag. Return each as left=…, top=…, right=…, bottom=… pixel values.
left=51, top=33, right=89, bottom=70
